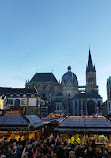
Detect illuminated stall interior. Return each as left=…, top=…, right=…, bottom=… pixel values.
left=0, top=110, right=44, bottom=141
left=55, top=116, right=111, bottom=150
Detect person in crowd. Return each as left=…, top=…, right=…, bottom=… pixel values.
left=0, top=134, right=110, bottom=158
left=1, top=155, right=6, bottom=158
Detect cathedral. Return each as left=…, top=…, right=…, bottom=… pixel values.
left=25, top=49, right=103, bottom=116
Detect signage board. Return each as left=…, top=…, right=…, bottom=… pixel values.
left=4, top=110, right=21, bottom=116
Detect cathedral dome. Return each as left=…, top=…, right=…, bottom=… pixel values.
left=62, top=66, right=78, bottom=85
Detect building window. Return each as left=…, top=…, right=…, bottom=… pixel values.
left=83, top=100, right=86, bottom=115
left=75, top=100, right=77, bottom=115
left=98, top=101, right=100, bottom=108
left=21, top=99, right=27, bottom=105
left=109, top=102, right=111, bottom=111
left=23, top=94, right=26, bottom=97
left=7, top=99, right=13, bottom=105
left=56, top=103, right=60, bottom=110
left=57, top=105, right=60, bottom=110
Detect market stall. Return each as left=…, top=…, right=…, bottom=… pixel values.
left=55, top=116, right=111, bottom=151
left=0, top=110, right=44, bottom=141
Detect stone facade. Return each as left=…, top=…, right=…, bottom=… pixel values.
left=86, top=71, right=97, bottom=92
left=26, top=49, right=103, bottom=116
left=26, top=73, right=60, bottom=98
left=86, top=49, right=98, bottom=92
left=62, top=66, right=78, bottom=98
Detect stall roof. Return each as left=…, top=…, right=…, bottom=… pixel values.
left=0, top=116, right=27, bottom=126
left=55, top=116, right=111, bottom=132
left=42, top=117, right=65, bottom=125
left=0, top=114, right=44, bottom=131
left=0, top=116, right=28, bottom=130
left=25, top=115, right=44, bottom=129
left=55, top=117, right=65, bottom=123
left=55, top=128, right=111, bottom=132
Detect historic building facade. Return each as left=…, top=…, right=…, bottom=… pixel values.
left=26, top=49, right=103, bottom=116
left=0, top=87, right=46, bottom=116
left=107, top=76, right=111, bottom=116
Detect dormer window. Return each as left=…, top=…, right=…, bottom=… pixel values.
left=16, top=94, right=20, bottom=97
left=23, top=94, right=26, bottom=97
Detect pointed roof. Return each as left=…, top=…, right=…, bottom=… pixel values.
left=86, top=49, right=96, bottom=72
left=88, top=49, right=93, bottom=67
left=30, top=73, right=58, bottom=83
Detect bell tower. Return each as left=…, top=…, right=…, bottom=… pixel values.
left=86, top=49, right=98, bottom=92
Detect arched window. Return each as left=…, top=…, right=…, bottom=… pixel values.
left=98, top=101, right=100, bottom=108
left=87, top=100, right=96, bottom=115
left=14, top=99, right=20, bottom=109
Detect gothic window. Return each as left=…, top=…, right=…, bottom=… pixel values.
left=75, top=100, right=77, bottom=115
left=57, top=103, right=60, bottom=110
left=68, top=102, right=72, bottom=114
left=79, top=100, right=81, bottom=115
left=54, top=104, right=56, bottom=110
left=98, top=101, right=100, bottom=108
left=63, top=103, right=67, bottom=109
left=87, top=100, right=95, bottom=115
left=83, top=100, right=86, bottom=115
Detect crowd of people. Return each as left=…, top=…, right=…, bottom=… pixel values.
left=0, top=134, right=110, bottom=158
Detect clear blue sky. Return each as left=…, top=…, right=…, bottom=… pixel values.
left=0, top=0, right=111, bottom=101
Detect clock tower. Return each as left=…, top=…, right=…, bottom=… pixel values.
left=86, top=49, right=98, bottom=92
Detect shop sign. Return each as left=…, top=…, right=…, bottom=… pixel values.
left=4, top=110, right=21, bottom=116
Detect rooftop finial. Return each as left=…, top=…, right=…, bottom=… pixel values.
left=89, top=43, right=90, bottom=50
left=68, top=66, right=71, bottom=71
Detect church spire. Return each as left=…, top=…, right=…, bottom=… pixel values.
left=86, top=49, right=95, bottom=72
left=86, top=48, right=98, bottom=93
left=88, top=49, right=93, bottom=67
